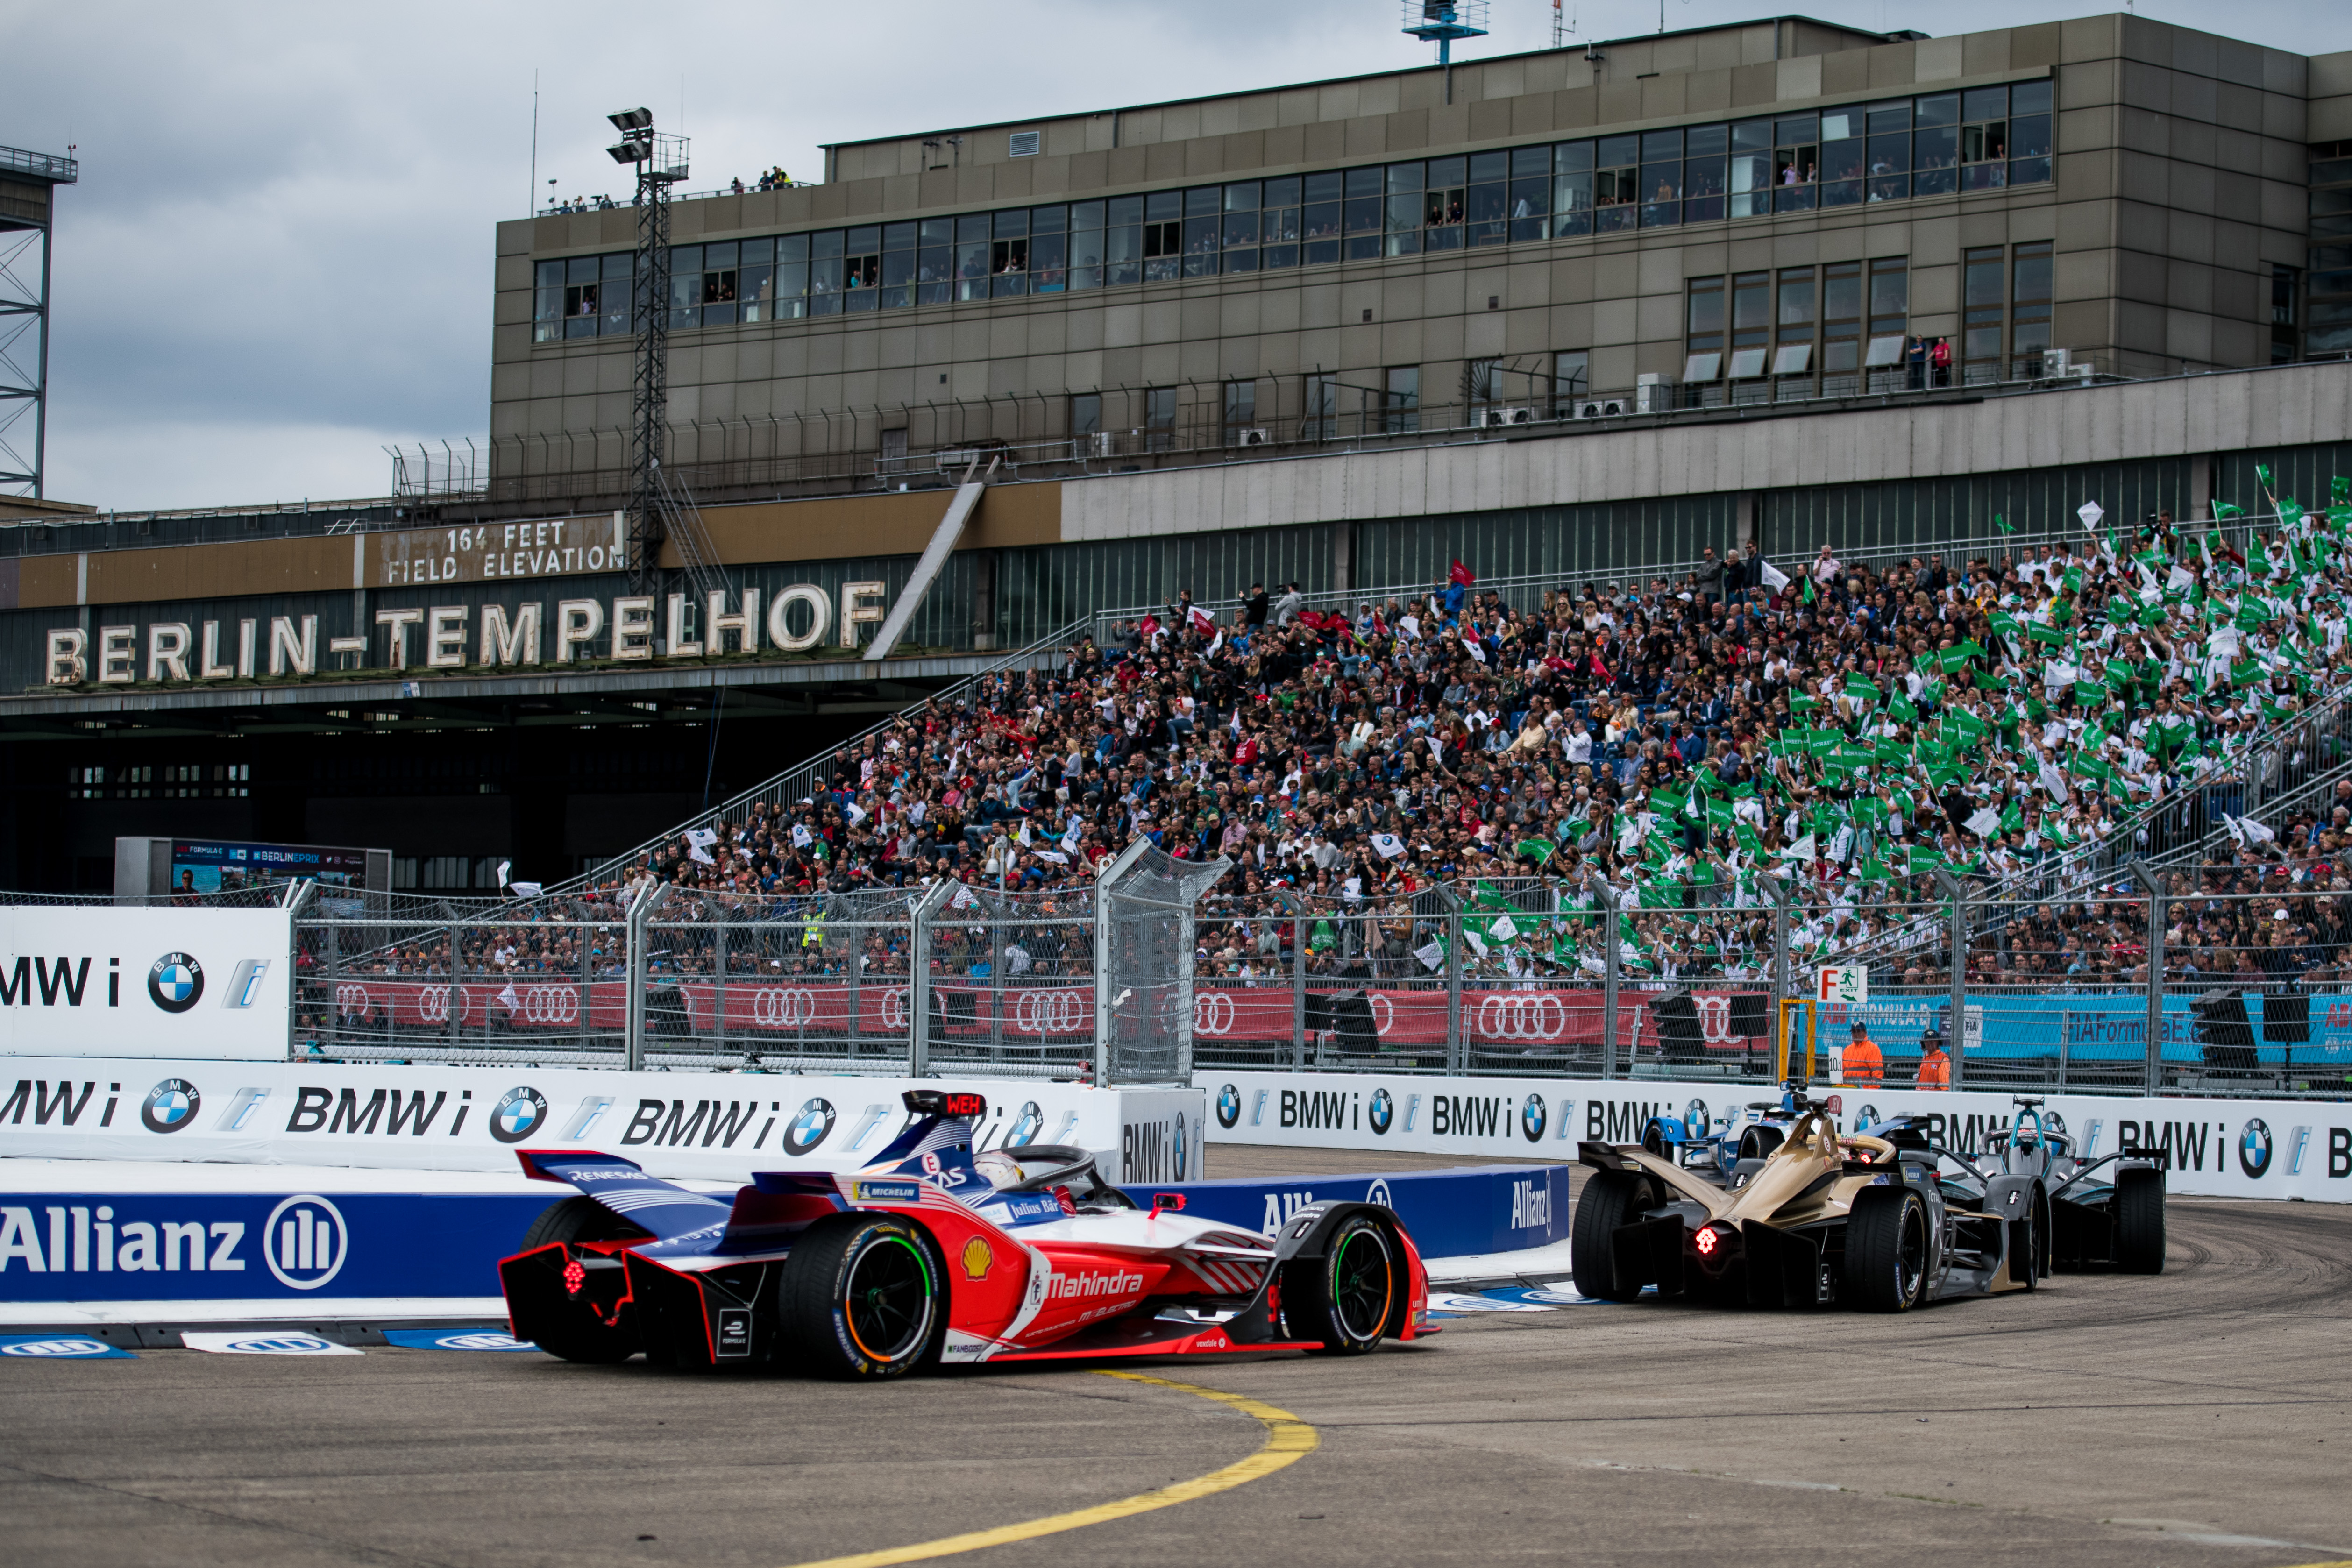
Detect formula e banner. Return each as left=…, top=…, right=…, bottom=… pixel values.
left=0, top=1056, right=1203, bottom=1186
left=0, top=908, right=291, bottom=1060
left=1195, top=1068, right=2352, bottom=1204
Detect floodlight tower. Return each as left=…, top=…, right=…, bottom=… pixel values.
left=0, top=145, right=76, bottom=498
left=604, top=108, right=689, bottom=593
left=1402, top=1, right=1489, bottom=104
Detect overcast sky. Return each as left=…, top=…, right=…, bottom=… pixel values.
left=7, top=0, right=2350, bottom=512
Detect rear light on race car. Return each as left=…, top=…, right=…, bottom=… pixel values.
left=1693, top=1222, right=1736, bottom=1266
left=562, top=1258, right=587, bottom=1296
left=1694, top=1226, right=1719, bottom=1256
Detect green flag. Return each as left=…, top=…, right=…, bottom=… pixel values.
left=1845, top=673, right=1880, bottom=704
left=1995, top=512, right=2014, bottom=534
left=1999, top=799, right=2024, bottom=835
left=1802, top=574, right=1817, bottom=604
left=2257, top=463, right=2274, bottom=489
left=1906, top=844, right=1944, bottom=874
left=1887, top=690, right=1918, bottom=723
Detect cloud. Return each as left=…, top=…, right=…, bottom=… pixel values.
left=4, top=0, right=2347, bottom=511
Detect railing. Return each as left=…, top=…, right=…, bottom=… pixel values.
left=0, top=146, right=76, bottom=183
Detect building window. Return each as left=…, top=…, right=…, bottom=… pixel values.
left=1773, top=267, right=1817, bottom=396
left=1009, top=130, right=1041, bottom=157
left=1594, top=135, right=1638, bottom=232
left=1144, top=386, right=1176, bottom=451
left=1343, top=166, right=1383, bottom=261
left=1384, top=161, right=1425, bottom=257
left=1141, top=191, right=1182, bottom=282
left=1302, top=171, right=1342, bottom=266
left=1262, top=177, right=1301, bottom=270
left=1510, top=145, right=1553, bottom=240
left=2012, top=241, right=2053, bottom=376
left=1821, top=261, right=1865, bottom=387
left=1553, top=141, right=1595, bottom=234
left=1639, top=129, right=1682, bottom=228
left=1377, top=366, right=1419, bottom=434
left=1728, top=270, right=1770, bottom=392
left=2273, top=263, right=2302, bottom=363
left=1684, top=276, right=1726, bottom=390
left=989, top=211, right=1028, bottom=297
left=1552, top=351, right=1589, bottom=414
left=1962, top=246, right=2006, bottom=383
left=1959, top=85, right=2011, bottom=191
left=2008, top=80, right=2053, bottom=186
left=1867, top=258, right=1911, bottom=390
left=1773, top=115, right=1819, bottom=212
left=2310, top=142, right=2352, bottom=359
left=1422, top=155, right=1466, bottom=250
left=1466, top=357, right=1501, bottom=406
left=1304, top=372, right=1338, bottom=440
left=1222, top=380, right=1258, bottom=444
left=1070, top=393, right=1101, bottom=439
left=1466, top=150, right=1509, bottom=246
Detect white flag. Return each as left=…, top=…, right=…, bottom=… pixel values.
left=2224, top=813, right=2276, bottom=846
left=1371, top=831, right=1407, bottom=859
left=2078, top=500, right=2105, bottom=531
left=497, top=859, right=513, bottom=889
left=1965, top=806, right=2003, bottom=837
left=1414, top=939, right=1446, bottom=971
left=509, top=881, right=543, bottom=897
left=1757, top=559, right=1791, bottom=592
left=1488, top=915, right=1520, bottom=942
left=844, top=802, right=867, bottom=826
left=498, top=982, right=521, bottom=1014
left=1779, top=833, right=1817, bottom=864
left=1037, top=849, right=1069, bottom=865
left=685, top=827, right=718, bottom=847
left=792, top=824, right=813, bottom=847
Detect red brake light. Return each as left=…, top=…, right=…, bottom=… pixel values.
left=562, top=1258, right=586, bottom=1295
left=1694, top=1226, right=1719, bottom=1257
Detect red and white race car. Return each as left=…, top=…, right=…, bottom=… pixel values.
left=499, top=1090, right=1435, bottom=1376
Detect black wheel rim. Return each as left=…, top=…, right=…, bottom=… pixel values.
left=1895, top=1201, right=1927, bottom=1304
left=843, top=1233, right=932, bottom=1362
left=1331, top=1226, right=1393, bottom=1341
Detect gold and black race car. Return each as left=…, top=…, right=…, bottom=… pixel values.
left=1572, top=1095, right=2164, bottom=1311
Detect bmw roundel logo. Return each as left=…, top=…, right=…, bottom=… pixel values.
left=488, top=1086, right=547, bottom=1144
left=1215, top=1084, right=1241, bottom=1130
left=1685, top=1098, right=1709, bottom=1135
left=1521, top=1093, right=1547, bottom=1142
left=147, top=953, right=204, bottom=1014
left=783, top=1097, right=837, bottom=1155
left=2239, top=1118, right=2274, bottom=1179
left=1006, top=1100, right=1043, bottom=1147
left=1855, top=1104, right=1881, bottom=1131
left=1174, top=1112, right=1187, bottom=1180
left=1367, top=1087, right=1393, bottom=1136
left=140, top=1078, right=200, bottom=1134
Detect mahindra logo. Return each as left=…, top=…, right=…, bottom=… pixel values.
left=1046, top=1270, right=1143, bottom=1301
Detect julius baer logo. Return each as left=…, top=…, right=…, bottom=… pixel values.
left=0, top=950, right=272, bottom=1016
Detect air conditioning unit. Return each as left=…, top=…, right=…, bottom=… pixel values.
left=1570, top=399, right=1628, bottom=419
left=1235, top=427, right=1271, bottom=447
left=933, top=448, right=981, bottom=473
left=1478, top=407, right=1535, bottom=427
left=1086, top=431, right=1115, bottom=458
left=1634, top=373, right=1675, bottom=414
left=2040, top=348, right=2071, bottom=377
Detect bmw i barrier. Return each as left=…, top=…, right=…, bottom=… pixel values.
left=1119, top=1164, right=1570, bottom=1259
left=1196, top=1069, right=2352, bottom=1203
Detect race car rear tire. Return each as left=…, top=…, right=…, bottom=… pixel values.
left=1290, top=1213, right=1397, bottom=1355
left=1570, top=1169, right=1648, bottom=1303
left=1841, top=1186, right=1930, bottom=1313
left=519, top=1198, right=649, bottom=1364
left=779, top=1213, right=942, bottom=1379
left=2114, top=1166, right=2166, bottom=1275
left=1737, top=1126, right=1784, bottom=1162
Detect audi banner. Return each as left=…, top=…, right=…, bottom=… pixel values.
left=0, top=906, right=292, bottom=1060
left=0, top=1054, right=1202, bottom=1188
left=1195, top=1068, right=2352, bottom=1204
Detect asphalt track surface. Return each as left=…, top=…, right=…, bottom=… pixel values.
left=4, top=1157, right=2350, bottom=1568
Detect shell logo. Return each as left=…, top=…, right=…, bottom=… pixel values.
left=960, top=1237, right=994, bottom=1281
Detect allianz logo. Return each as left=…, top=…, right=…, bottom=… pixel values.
left=0, top=1194, right=348, bottom=1290
left=1509, top=1178, right=1553, bottom=1230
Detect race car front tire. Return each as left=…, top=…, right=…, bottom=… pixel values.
left=1841, top=1186, right=1930, bottom=1312
left=779, top=1213, right=943, bottom=1379
left=2114, top=1166, right=2166, bottom=1274
left=1289, top=1213, right=1397, bottom=1355
left=1570, top=1169, right=1648, bottom=1303
left=1737, top=1126, right=1784, bottom=1162
left=517, top=1197, right=649, bottom=1364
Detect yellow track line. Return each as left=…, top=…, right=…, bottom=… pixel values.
left=777, top=1369, right=1319, bottom=1568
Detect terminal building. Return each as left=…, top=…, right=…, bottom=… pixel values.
left=3, top=11, right=2352, bottom=892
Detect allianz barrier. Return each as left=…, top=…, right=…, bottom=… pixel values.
left=1197, top=1068, right=2352, bottom=1203
left=1119, top=1164, right=1570, bottom=1260
left=0, top=1057, right=1203, bottom=1186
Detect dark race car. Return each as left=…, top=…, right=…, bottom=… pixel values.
left=1572, top=1093, right=2167, bottom=1312
left=500, top=1090, right=1435, bottom=1376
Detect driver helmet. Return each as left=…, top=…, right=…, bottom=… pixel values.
left=974, top=1150, right=1028, bottom=1190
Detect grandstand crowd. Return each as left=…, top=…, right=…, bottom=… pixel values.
left=532, top=475, right=2352, bottom=988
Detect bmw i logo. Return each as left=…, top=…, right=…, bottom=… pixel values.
left=1855, top=1104, right=1880, bottom=1130
left=488, top=1087, right=547, bottom=1144
left=1215, top=1084, right=1241, bottom=1130
left=1521, top=1093, right=1547, bottom=1142
left=147, top=954, right=203, bottom=1014
left=1367, top=1087, right=1393, bottom=1136
left=1685, top=1098, right=1709, bottom=1135
left=141, top=1079, right=200, bottom=1134
left=1174, top=1112, right=1187, bottom=1180
left=783, top=1097, right=837, bottom=1155
left=1006, top=1100, right=1043, bottom=1148
left=2239, top=1118, right=2274, bottom=1179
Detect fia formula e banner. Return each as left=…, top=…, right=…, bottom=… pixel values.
left=1195, top=1069, right=2352, bottom=1204
left=0, top=1056, right=1203, bottom=1187
left=0, top=908, right=291, bottom=1060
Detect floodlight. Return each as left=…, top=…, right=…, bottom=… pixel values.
left=608, top=141, right=649, bottom=165
left=608, top=107, right=654, bottom=133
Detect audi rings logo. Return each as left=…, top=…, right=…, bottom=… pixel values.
left=1193, top=992, right=1237, bottom=1036
left=1693, top=995, right=1736, bottom=1043
left=879, top=988, right=912, bottom=1031
left=1015, top=989, right=1091, bottom=1034
left=511, top=987, right=579, bottom=1026
left=752, top=988, right=818, bottom=1029
left=1477, top=993, right=1568, bottom=1040
left=489, top=1087, right=548, bottom=1144
left=1521, top=1093, right=1547, bottom=1143
left=1365, top=993, right=1395, bottom=1035
left=334, top=983, right=372, bottom=1018
left=141, top=1078, right=200, bottom=1134
left=784, top=1098, right=838, bottom=1155
left=2239, top=1118, right=2274, bottom=1179
left=1367, top=1087, right=1393, bottom=1136
left=1006, top=1100, right=1044, bottom=1147
left=262, top=1194, right=349, bottom=1291
left=148, top=953, right=203, bottom=1014
left=1215, top=1085, right=1241, bottom=1130
left=416, top=986, right=468, bottom=1026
